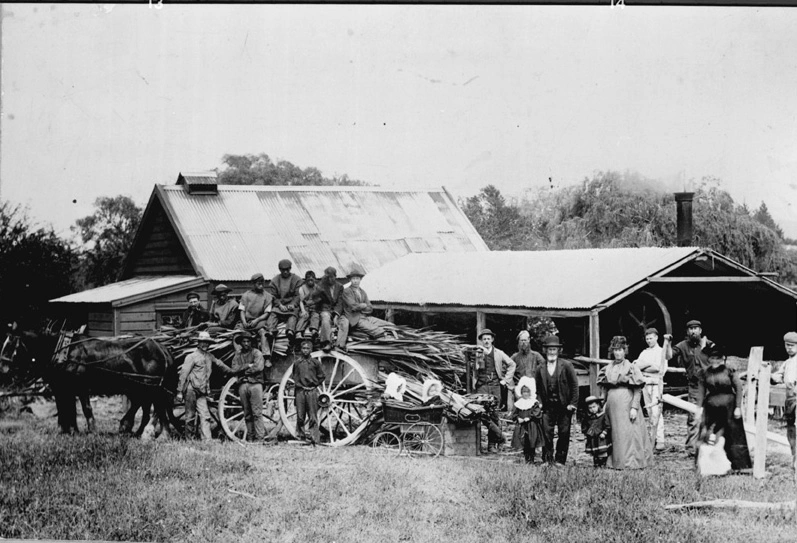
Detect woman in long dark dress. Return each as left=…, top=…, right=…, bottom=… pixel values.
left=698, top=345, right=752, bottom=471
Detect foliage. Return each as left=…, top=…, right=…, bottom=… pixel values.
left=72, top=196, right=142, bottom=289
left=0, top=202, right=76, bottom=328
left=752, top=202, right=784, bottom=239
left=217, top=153, right=368, bottom=186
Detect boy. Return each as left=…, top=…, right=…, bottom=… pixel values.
left=581, top=396, right=612, bottom=467
left=292, top=339, right=326, bottom=444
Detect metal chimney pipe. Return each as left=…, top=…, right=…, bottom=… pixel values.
left=674, top=192, right=695, bottom=247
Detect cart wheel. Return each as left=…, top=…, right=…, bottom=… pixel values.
left=278, top=350, right=373, bottom=447
left=403, top=423, right=444, bottom=458
left=371, top=431, right=401, bottom=456
left=218, top=376, right=281, bottom=443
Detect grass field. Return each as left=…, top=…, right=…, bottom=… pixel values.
left=3, top=409, right=797, bottom=543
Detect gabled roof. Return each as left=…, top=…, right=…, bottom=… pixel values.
left=51, top=276, right=205, bottom=308
left=125, top=184, right=488, bottom=282
left=362, top=247, right=797, bottom=313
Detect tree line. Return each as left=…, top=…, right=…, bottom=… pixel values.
left=1, top=158, right=794, bottom=330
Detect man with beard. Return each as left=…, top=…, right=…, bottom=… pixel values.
left=534, top=335, right=579, bottom=465
left=180, top=292, right=209, bottom=329
left=266, top=259, right=302, bottom=345
left=665, top=320, right=715, bottom=456
left=512, top=330, right=545, bottom=383
left=312, top=266, right=344, bottom=352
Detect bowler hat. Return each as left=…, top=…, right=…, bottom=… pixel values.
left=478, top=328, right=495, bottom=340
left=324, top=266, right=337, bottom=277
left=686, top=319, right=702, bottom=328
left=185, top=291, right=201, bottom=301
left=234, top=331, right=255, bottom=345
left=212, top=284, right=232, bottom=294
left=585, top=395, right=603, bottom=407
left=196, top=331, right=213, bottom=343
left=251, top=273, right=265, bottom=282
left=278, top=259, right=292, bottom=270
left=541, top=335, right=562, bottom=348
left=783, top=332, right=797, bottom=344
left=347, top=264, right=366, bottom=278
left=304, top=270, right=316, bottom=279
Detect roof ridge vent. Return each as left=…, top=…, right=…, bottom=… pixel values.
left=177, top=171, right=218, bottom=195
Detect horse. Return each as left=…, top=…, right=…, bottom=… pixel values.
left=0, top=324, right=180, bottom=437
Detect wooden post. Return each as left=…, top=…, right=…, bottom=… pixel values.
left=385, top=308, right=395, bottom=324
left=589, top=310, right=600, bottom=396
left=746, top=347, right=763, bottom=425
left=476, top=311, right=486, bottom=341
left=754, top=362, right=771, bottom=479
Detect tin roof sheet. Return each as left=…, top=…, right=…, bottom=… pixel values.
left=362, top=247, right=702, bottom=310
left=51, top=276, right=203, bottom=306
left=157, top=185, right=488, bottom=281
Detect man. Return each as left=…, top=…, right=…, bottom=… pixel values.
left=238, top=273, right=274, bottom=359
left=534, top=335, right=579, bottom=465
left=180, top=292, right=209, bottom=329
left=207, top=284, right=239, bottom=332
left=664, top=319, right=715, bottom=456
left=512, top=330, right=545, bottom=382
left=474, top=328, right=516, bottom=452
left=335, top=265, right=386, bottom=351
left=634, top=327, right=669, bottom=450
left=296, top=271, right=320, bottom=340
left=176, top=331, right=233, bottom=440
left=312, top=266, right=344, bottom=352
left=292, top=338, right=326, bottom=444
left=266, top=259, right=302, bottom=344
left=769, top=331, right=797, bottom=462
left=230, top=331, right=267, bottom=442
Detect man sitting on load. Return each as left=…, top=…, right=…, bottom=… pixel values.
left=181, top=291, right=209, bottom=329
left=335, top=265, right=386, bottom=351
left=238, top=273, right=274, bottom=360
left=313, top=266, right=344, bottom=352
left=266, top=259, right=302, bottom=345
left=296, top=270, right=320, bottom=341
left=207, top=284, right=239, bottom=333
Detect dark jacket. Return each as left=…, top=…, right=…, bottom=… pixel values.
left=534, top=359, right=579, bottom=411
left=181, top=306, right=209, bottom=329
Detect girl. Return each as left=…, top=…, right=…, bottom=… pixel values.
left=581, top=396, right=612, bottom=467
left=510, top=376, right=543, bottom=464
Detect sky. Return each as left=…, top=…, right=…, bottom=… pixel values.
left=2, top=4, right=797, bottom=238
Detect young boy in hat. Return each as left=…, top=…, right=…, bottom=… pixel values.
left=292, top=338, right=326, bottom=444
left=296, top=270, right=320, bottom=340
left=510, top=376, right=543, bottom=464
left=230, top=331, right=268, bottom=442
left=582, top=396, right=612, bottom=467
left=181, top=292, right=209, bottom=329
left=769, top=331, right=797, bottom=462
left=176, top=331, right=234, bottom=440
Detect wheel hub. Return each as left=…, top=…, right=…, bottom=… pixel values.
left=318, top=392, right=332, bottom=408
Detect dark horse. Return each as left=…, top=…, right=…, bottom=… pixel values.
left=0, top=325, right=180, bottom=437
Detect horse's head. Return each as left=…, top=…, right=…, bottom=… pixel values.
left=0, top=322, right=57, bottom=377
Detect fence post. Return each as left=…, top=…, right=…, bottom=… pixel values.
left=754, top=361, right=771, bottom=479
left=746, top=347, right=763, bottom=424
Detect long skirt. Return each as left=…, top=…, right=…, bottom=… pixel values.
left=702, top=392, right=752, bottom=470
left=605, top=386, right=653, bottom=470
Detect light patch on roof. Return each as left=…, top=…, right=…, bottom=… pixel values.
left=51, top=276, right=203, bottom=306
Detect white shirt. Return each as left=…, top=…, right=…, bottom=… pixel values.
left=546, top=360, right=557, bottom=376
left=774, top=355, right=797, bottom=394
left=634, top=345, right=665, bottom=385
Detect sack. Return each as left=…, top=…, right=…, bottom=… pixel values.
left=696, top=436, right=731, bottom=477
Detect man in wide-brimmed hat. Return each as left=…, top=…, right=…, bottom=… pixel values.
left=180, top=292, right=209, bottom=329
left=474, top=328, right=516, bottom=452
left=266, top=259, right=302, bottom=344
left=335, top=264, right=386, bottom=351
left=208, top=284, right=239, bottom=332
left=534, top=335, right=579, bottom=465
left=664, top=319, right=714, bottom=456
left=238, top=273, right=274, bottom=358
left=312, top=266, right=344, bottom=352
left=177, top=331, right=233, bottom=441
left=230, top=331, right=268, bottom=441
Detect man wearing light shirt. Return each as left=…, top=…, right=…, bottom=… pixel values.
left=770, top=331, right=797, bottom=460
left=634, top=327, right=670, bottom=451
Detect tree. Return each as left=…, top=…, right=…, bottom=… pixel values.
left=72, top=196, right=142, bottom=289
left=462, top=185, right=536, bottom=250
left=217, top=154, right=368, bottom=187
left=0, top=202, right=76, bottom=328
left=752, top=202, right=784, bottom=239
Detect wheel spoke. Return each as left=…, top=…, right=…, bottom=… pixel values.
left=331, top=407, right=351, bottom=436
left=226, top=410, right=245, bottom=422
left=334, top=382, right=366, bottom=397
left=327, top=406, right=334, bottom=441
left=332, top=398, right=368, bottom=405
left=331, top=367, right=356, bottom=395
left=324, top=357, right=340, bottom=394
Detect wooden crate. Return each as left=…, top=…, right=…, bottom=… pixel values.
left=442, top=420, right=480, bottom=457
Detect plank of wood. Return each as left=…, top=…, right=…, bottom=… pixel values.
left=665, top=499, right=795, bottom=511
left=120, top=311, right=156, bottom=323
left=746, top=347, right=763, bottom=424
left=589, top=311, right=600, bottom=396
left=87, top=312, right=113, bottom=323
left=754, top=363, right=771, bottom=479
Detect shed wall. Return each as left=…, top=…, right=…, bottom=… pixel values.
left=126, top=200, right=194, bottom=277
left=118, top=283, right=209, bottom=334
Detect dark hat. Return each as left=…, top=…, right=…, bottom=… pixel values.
left=644, top=327, right=659, bottom=336
left=703, top=343, right=724, bottom=359
left=251, top=272, right=265, bottom=282
left=783, top=332, right=797, bottom=344
left=304, top=270, right=316, bottom=279
left=185, top=291, right=201, bottom=301
left=478, top=328, right=495, bottom=340
left=300, top=338, right=314, bottom=347
left=686, top=319, right=702, bottom=328
left=585, top=395, right=603, bottom=406
left=324, top=266, right=337, bottom=277
left=609, top=336, right=628, bottom=351
left=234, top=331, right=255, bottom=345
left=347, top=264, right=366, bottom=278
left=278, top=259, right=292, bottom=270
left=541, top=335, right=563, bottom=348
left=213, top=283, right=232, bottom=294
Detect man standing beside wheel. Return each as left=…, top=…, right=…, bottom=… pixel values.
left=176, top=331, right=233, bottom=441
left=292, top=338, right=326, bottom=444
left=534, top=335, right=578, bottom=465
left=634, top=327, right=669, bottom=451
left=664, top=319, right=715, bottom=456
left=474, top=328, right=516, bottom=452
left=231, top=331, right=267, bottom=442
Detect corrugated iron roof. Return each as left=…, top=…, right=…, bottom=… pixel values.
left=177, top=171, right=218, bottom=185
left=157, top=185, right=488, bottom=281
left=362, top=247, right=702, bottom=310
left=51, top=276, right=204, bottom=307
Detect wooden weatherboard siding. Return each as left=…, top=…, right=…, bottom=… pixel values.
left=126, top=199, right=194, bottom=277
left=119, top=284, right=209, bottom=335
left=87, top=310, right=114, bottom=337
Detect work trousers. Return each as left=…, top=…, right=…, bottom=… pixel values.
left=476, top=383, right=505, bottom=446
left=336, top=315, right=385, bottom=348
left=318, top=311, right=335, bottom=345
left=785, top=396, right=796, bottom=460
left=265, top=313, right=298, bottom=335
left=643, top=383, right=665, bottom=447
left=296, top=312, right=321, bottom=337
left=541, top=404, right=572, bottom=464
left=185, top=388, right=212, bottom=441
left=686, top=384, right=701, bottom=455
left=238, top=382, right=265, bottom=441
left=295, top=388, right=320, bottom=443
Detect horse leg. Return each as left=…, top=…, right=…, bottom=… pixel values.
left=134, top=400, right=152, bottom=437
left=55, top=392, right=78, bottom=434
left=119, top=396, right=139, bottom=435
left=78, top=392, right=96, bottom=433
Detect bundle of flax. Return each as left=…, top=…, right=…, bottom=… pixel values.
left=154, top=324, right=291, bottom=366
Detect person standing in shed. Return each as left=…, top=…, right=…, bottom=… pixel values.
left=534, top=335, right=579, bottom=465
left=512, top=330, right=545, bottom=383
left=266, top=259, right=302, bottom=345
left=292, top=338, right=326, bottom=444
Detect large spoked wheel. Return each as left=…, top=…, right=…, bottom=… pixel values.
left=219, top=377, right=281, bottom=442
left=371, top=431, right=401, bottom=456
left=278, top=350, right=373, bottom=447
left=402, top=423, right=444, bottom=458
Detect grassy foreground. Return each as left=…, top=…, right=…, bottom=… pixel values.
left=2, top=416, right=797, bottom=543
